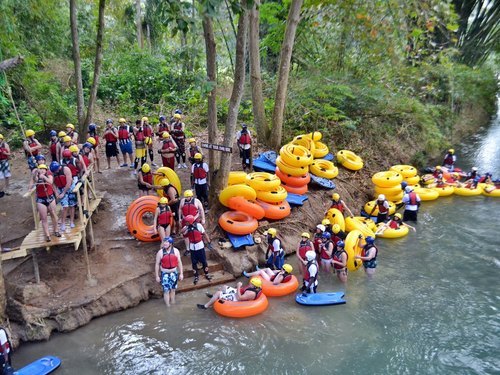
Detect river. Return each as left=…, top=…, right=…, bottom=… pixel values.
left=14, top=106, right=500, bottom=374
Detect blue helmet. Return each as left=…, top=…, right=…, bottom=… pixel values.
left=336, top=240, right=345, bottom=248
left=322, top=232, right=331, bottom=239
left=49, top=161, right=60, bottom=173
left=88, top=123, right=96, bottom=132
left=163, top=236, right=174, bottom=244
left=35, top=154, right=46, bottom=161
left=174, top=109, right=182, bottom=115
left=159, top=115, right=166, bottom=121
left=105, top=118, right=113, bottom=124
left=83, top=142, right=93, bottom=149
left=50, top=130, right=57, bottom=137
left=365, top=236, right=375, bottom=245
left=401, top=181, right=408, bottom=189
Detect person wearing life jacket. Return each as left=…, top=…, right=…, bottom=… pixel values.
left=141, top=116, right=156, bottom=166
left=331, top=240, right=348, bottom=283
left=154, top=197, right=173, bottom=242
left=170, top=113, right=187, bottom=169
left=321, top=218, right=333, bottom=235
left=187, top=138, right=202, bottom=165
left=402, top=186, right=421, bottom=222
left=137, top=163, right=154, bottom=197
left=442, top=148, right=456, bottom=171
left=158, top=178, right=181, bottom=235
left=31, top=155, right=48, bottom=180
left=181, top=215, right=212, bottom=285
left=331, top=223, right=347, bottom=240
left=66, top=123, right=79, bottom=144
left=0, top=326, right=14, bottom=375
left=197, top=277, right=263, bottom=310
left=301, top=251, right=319, bottom=294
left=319, top=231, right=335, bottom=273
left=80, top=142, right=94, bottom=170
left=29, top=164, right=60, bottom=242
left=432, top=165, right=443, bottom=179
left=86, top=124, right=101, bottom=173
left=23, top=129, right=42, bottom=170
left=48, top=130, right=58, bottom=162
left=313, top=224, right=325, bottom=256
left=55, top=131, right=67, bottom=163
left=191, top=153, right=209, bottom=208
left=155, top=236, right=183, bottom=307
left=156, top=115, right=170, bottom=137
left=0, top=134, right=11, bottom=198
left=179, top=190, right=205, bottom=255
left=69, top=144, right=87, bottom=178
left=109, top=118, right=130, bottom=168
left=243, top=263, right=294, bottom=285
left=461, top=167, right=479, bottom=188
left=133, top=119, right=149, bottom=171
left=58, top=135, right=73, bottom=162
left=158, top=132, right=178, bottom=169
left=375, top=213, right=416, bottom=236
left=328, top=193, right=354, bottom=217
left=50, top=161, right=77, bottom=233
left=369, top=194, right=390, bottom=223
left=265, top=228, right=285, bottom=270
left=236, top=123, right=252, bottom=171
left=355, top=236, right=378, bottom=276
left=102, top=120, right=120, bottom=169
left=296, top=233, right=313, bottom=277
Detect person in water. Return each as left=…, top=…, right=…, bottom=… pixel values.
left=155, top=237, right=183, bottom=306
left=243, top=264, right=294, bottom=284
left=369, top=194, right=390, bottom=223
left=356, top=236, right=378, bottom=276
left=375, top=213, right=416, bottom=235
left=197, top=277, right=262, bottom=310
left=296, top=233, right=313, bottom=277
left=402, top=186, right=421, bottom=222
left=331, top=240, right=348, bottom=283
left=442, top=148, right=456, bottom=171
left=301, top=251, right=318, bottom=294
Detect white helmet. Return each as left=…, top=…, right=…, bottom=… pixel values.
left=405, top=186, right=413, bottom=193
left=378, top=194, right=385, bottom=200
left=472, top=167, right=478, bottom=171
left=316, top=224, right=326, bottom=232
left=305, top=251, right=316, bottom=261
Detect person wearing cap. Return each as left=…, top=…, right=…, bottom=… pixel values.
left=181, top=215, right=212, bottom=284
left=243, top=263, right=294, bottom=284
left=158, top=132, right=178, bottom=169
left=154, top=197, right=173, bottom=241
left=356, top=236, right=378, bottom=276
left=402, top=185, right=421, bottom=222
left=187, top=138, right=202, bottom=165
left=369, top=194, right=390, bottom=223
left=442, top=148, right=456, bottom=171
left=301, top=251, right=319, bottom=294
left=236, top=123, right=252, bottom=171
left=328, top=193, right=354, bottom=217
left=66, top=123, right=79, bottom=144
left=87, top=124, right=101, bottom=173
left=103, top=119, right=122, bottom=169
left=191, top=153, right=209, bottom=208
left=296, top=233, right=313, bottom=277
left=23, top=129, right=42, bottom=170
left=170, top=113, right=187, bottom=169
left=137, top=163, right=154, bottom=197
left=29, top=164, right=61, bottom=242
left=375, top=213, right=416, bottom=236
left=197, top=277, right=262, bottom=310
left=48, top=130, right=59, bottom=162
left=0, top=134, right=11, bottom=197
left=155, top=236, right=183, bottom=306
left=265, top=228, right=285, bottom=270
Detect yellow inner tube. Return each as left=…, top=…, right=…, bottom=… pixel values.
left=325, top=208, right=345, bottom=231
left=279, top=144, right=313, bottom=167
left=228, top=171, right=247, bottom=186
left=292, top=136, right=315, bottom=154
left=219, top=184, right=257, bottom=207
left=421, top=174, right=436, bottom=185
left=371, top=171, right=403, bottom=188
left=413, top=187, right=439, bottom=201
left=373, top=191, right=404, bottom=202
left=431, top=185, right=454, bottom=197
left=313, top=141, right=329, bottom=158
left=276, top=156, right=309, bottom=177
left=481, top=184, right=500, bottom=197
left=364, top=200, right=396, bottom=216
left=256, top=186, right=288, bottom=203
left=310, top=159, right=338, bottom=179
left=345, top=229, right=363, bottom=271
left=155, top=167, right=182, bottom=197
left=307, top=131, right=322, bottom=141
left=453, top=186, right=482, bottom=197
left=374, top=184, right=403, bottom=196
left=345, top=217, right=376, bottom=238
left=336, top=150, right=363, bottom=171
left=389, top=165, right=417, bottom=178
left=404, top=175, right=420, bottom=185
left=376, top=223, right=409, bottom=239
left=245, top=172, right=281, bottom=191
left=353, top=216, right=377, bottom=231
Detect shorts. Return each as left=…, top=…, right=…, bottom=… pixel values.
left=119, top=141, right=133, bottom=155
left=241, top=148, right=251, bottom=165
left=138, top=184, right=151, bottom=191
left=219, top=287, right=237, bottom=301
left=36, top=195, right=55, bottom=206
left=403, top=210, right=418, bottom=222
left=321, top=258, right=331, bottom=266
left=335, top=268, right=348, bottom=276
left=376, top=213, right=388, bottom=223
left=105, top=142, right=118, bottom=157
left=363, top=260, right=377, bottom=269
left=161, top=270, right=178, bottom=292
left=56, top=185, right=77, bottom=208
left=157, top=223, right=170, bottom=230
left=0, top=160, right=11, bottom=179
left=190, top=248, right=208, bottom=269
left=171, top=202, right=180, bottom=219
left=135, top=147, right=146, bottom=158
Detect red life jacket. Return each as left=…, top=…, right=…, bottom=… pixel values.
left=239, top=286, right=261, bottom=300
left=330, top=200, right=344, bottom=213
left=143, top=125, right=153, bottom=137
left=160, top=247, right=178, bottom=269
left=193, top=163, right=207, bottom=180
left=313, top=236, right=322, bottom=252
left=377, top=200, right=388, bottom=214
left=104, top=130, right=118, bottom=142
left=49, top=140, right=57, bottom=157
left=161, top=139, right=175, bottom=153
left=135, top=128, right=145, bottom=142
left=63, top=157, right=79, bottom=177
left=320, top=240, right=333, bottom=259
left=189, top=146, right=200, bottom=158
left=304, top=260, right=317, bottom=282
left=267, top=237, right=282, bottom=253
left=239, top=131, right=251, bottom=145
left=0, top=143, right=8, bottom=160
left=298, top=240, right=313, bottom=259
left=158, top=123, right=169, bottom=135
left=118, top=126, right=129, bottom=141
left=443, top=154, right=454, bottom=165
left=25, top=139, right=39, bottom=156
left=172, top=123, right=184, bottom=138
left=333, top=249, right=347, bottom=269
left=53, top=166, right=68, bottom=189
left=36, top=174, right=54, bottom=198
left=81, top=152, right=91, bottom=167
left=182, top=200, right=199, bottom=217
left=141, top=171, right=153, bottom=185
left=362, top=244, right=378, bottom=259
left=389, top=220, right=399, bottom=229
left=186, top=224, right=203, bottom=243
left=157, top=206, right=172, bottom=226
left=409, top=192, right=418, bottom=205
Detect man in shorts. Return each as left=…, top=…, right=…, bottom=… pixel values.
left=0, top=134, right=11, bottom=197
left=103, top=119, right=121, bottom=169
left=155, top=237, right=183, bottom=307
left=117, top=118, right=134, bottom=167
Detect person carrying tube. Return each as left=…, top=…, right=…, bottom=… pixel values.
left=23, top=129, right=42, bottom=171
left=181, top=215, right=213, bottom=285
left=301, top=251, right=319, bottom=294
left=236, top=123, right=252, bottom=171
left=265, top=228, right=285, bottom=270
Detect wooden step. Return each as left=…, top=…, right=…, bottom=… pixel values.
left=181, top=259, right=225, bottom=278
left=177, top=270, right=236, bottom=293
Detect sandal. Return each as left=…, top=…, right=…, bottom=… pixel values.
left=46, top=236, right=51, bottom=242
left=193, top=276, right=199, bottom=285
left=205, top=274, right=213, bottom=281
left=54, top=232, right=61, bottom=237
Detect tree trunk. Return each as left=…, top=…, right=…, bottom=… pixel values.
left=213, top=0, right=249, bottom=193
left=249, top=0, right=267, bottom=143
left=146, top=23, right=152, bottom=50
left=0, top=244, right=6, bottom=321
left=203, top=16, right=219, bottom=204
left=269, top=0, right=303, bottom=150
left=70, top=0, right=85, bottom=128
left=136, top=0, right=143, bottom=49
left=84, top=0, right=106, bottom=129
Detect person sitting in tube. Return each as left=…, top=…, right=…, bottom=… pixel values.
left=375, top=213, right=416, bottom=235
left=197, top=277, right=262, bottom=310
left=242, top=264, right=293, bottom=285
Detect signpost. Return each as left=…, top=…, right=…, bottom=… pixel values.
left=201, top=142, right=232, bottom=153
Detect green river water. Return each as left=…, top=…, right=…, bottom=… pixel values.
left=14, top=104, right=500, bottom=374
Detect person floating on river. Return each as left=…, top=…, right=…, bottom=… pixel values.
left=154, top=197, right=172, bottom=241
left=265, top=228, right=285, bottom=270
left=181, top=215, right=212, bottom=285
left=329, top=193, right=354, bottom=217
left=236, top=123, right=252, bottom=171
left=442, top=148, right=456, bottom=171
left=402, top=186, right=421, bottom=222
left=301, top=251, right=318, bottom=294
left=137, top=163, right=154, bottom=196
left=197, top=277, right=262, bottom=310
left=191, top=153, right=209, bottom=209
left=0, top=134, right=11, bottom=198
left=375, top=213, right=416, bottom=235
left=319, top=231, right=335, bottom=273
left=356, top=236, right=378, bottom=276
left=155, top=237, right=183, bottom=307
left=432, top=165, right=443, bottom=179
left=243, top=264, right=293, bottom=284
left=23, top=129, right=42, bottom=170
left=331, top=240, right=348, bottom=283
left=296, top=233, right=313, bottom=277
left=369, top=194, right=390, bottom=223
left=462, top=167, right=480, bottom=188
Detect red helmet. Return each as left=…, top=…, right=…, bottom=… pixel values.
left=62, top=149, right=72, bottom=158
left=184, top=215, right=195, bottom=224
